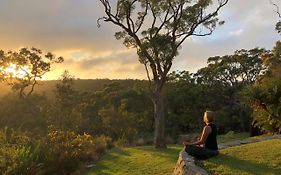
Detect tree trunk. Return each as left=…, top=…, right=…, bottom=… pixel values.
left=250, top=122, right=262, bottom=137
left=153, top=87, right=167, bottom=149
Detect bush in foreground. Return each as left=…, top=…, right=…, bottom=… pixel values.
left=42, top=131, right=111, bottom=174
left=0, top=128, right=111, bottom=175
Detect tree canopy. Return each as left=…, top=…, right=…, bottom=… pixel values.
left=0, top=47, right=63, bottom=98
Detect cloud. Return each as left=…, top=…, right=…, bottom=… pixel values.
left=229, top=29, right=244, bottom=36
left=42, top=48, right=147, bottom=80
left=0, top=0, right=121, bottom=52
left=0, top=0, right=280, bottom=79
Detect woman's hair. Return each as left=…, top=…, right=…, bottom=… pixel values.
left=204, top=111, right=214, bottom=123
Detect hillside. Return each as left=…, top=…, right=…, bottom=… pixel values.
left=0, top=79, right=146, bottom=97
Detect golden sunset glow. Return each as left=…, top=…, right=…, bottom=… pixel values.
left=0, top=0, right=279, bottom=80
left=4, top=64, right=28, bottom=79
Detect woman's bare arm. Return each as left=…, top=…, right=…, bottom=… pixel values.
left=183, top=126, right=212, bottom=146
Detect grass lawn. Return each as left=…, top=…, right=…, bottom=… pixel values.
left=87, top=132, right=249, bottom=175
left=201, top=139, right=281, bottom=175
left=87, top=145, right=182, bottom=175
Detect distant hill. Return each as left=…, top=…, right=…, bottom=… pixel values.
left=0, top=79, right=146, bottom=97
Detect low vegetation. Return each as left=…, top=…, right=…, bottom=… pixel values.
left=0, top=128, right=111, bottom=175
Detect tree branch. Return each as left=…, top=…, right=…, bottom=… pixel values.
left=155, top=4, right=174, bottom=36
left=149, top=2, right=157, bottom=39
left=135, top=0, right=149, bottom=33
left=270, top=0, right=281, bottom=18
left=98, top=0, right=229, bottom=88
left=99, top=0, right=159, bottom=81
left=177, top=0, right=228, bottom=47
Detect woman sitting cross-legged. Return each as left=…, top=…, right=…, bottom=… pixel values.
left=183, top=111, right=219, bottom=159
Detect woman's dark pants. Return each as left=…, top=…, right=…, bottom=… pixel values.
left=185, top=145, right=219, bottom=159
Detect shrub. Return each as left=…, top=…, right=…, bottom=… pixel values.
left=0, top=128, right=112, bottom=175
left=114, top=137, right=130, bottom=147
left=0, top=128, right=41, bottom=175
left=42, top=131, right=111, bottom=175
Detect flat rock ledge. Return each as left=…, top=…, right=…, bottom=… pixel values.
left=173, top=134, right=281, bottom=175
left=173, top=151, right=208, bottom=175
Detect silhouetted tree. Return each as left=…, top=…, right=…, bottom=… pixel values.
left=0, top=47, right=63, bottom=98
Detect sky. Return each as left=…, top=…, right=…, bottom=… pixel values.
left=0, top=0, right=280, bottom=80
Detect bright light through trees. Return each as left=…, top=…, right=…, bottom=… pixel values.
left=3, top=63, right=28, bottom=79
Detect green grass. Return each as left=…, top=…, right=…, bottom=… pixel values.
left=201, top=139, right=281, bottom=175
left=88, top=133, right=281, bottom=175
left=87, top=132, right=250, bottom=175
left=87, top=145, right=182, bottom=175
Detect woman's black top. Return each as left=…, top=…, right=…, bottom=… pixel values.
left=205, top=123, right=218, bottom=150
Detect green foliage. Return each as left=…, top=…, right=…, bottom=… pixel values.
left=0, top=128, right=112, bottom=175
left=46, top=71, right=86, bottom=132
left=166, top=71, right=205, bottom=136
left=242, top=41, right=281, bottom=133
left=243, top=78, right=281, bottom=133
left=42, top=131, right=111, bottom=174
left=0, top=128, right=41, bottom=175
left=192, top=48, right=266, bottom=133
left=195, top=48, right=265, bottom=86
left=276, top=21, right=281, bottom=33
left=98, top=106, right=138, bottom=143
left=165, top=47, right=272, bottom=136
left=84, top=82, right=153, bottom=143
left=0, top=94, right=48, bottom=134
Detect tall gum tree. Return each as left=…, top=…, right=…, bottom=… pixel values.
left=98, top=0, right=228, bottom=149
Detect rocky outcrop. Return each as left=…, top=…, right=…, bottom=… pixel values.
left=173, top=151, right=209, bottom=175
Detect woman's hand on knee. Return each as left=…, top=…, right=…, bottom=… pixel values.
left=183, top=141, right=191, bottom=146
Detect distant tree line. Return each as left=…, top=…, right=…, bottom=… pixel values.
left=1, top=43, right=280, bottom=143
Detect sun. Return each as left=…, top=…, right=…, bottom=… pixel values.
left=4, top=64, right=28, bottom=79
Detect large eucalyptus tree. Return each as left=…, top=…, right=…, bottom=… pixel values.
left=98, top=0, right=228, bottom=148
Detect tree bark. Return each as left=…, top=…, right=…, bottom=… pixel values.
left=153, top=86, right=167, bottom=149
